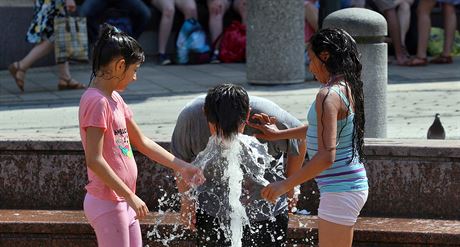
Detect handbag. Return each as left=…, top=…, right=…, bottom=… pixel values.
left=54, top=16, right=89, bottom=63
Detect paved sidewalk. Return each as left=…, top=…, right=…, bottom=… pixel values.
left=0, top=58, right=459, bottom=141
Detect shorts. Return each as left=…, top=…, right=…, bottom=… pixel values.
left=318, top=190, right=368, bottom=226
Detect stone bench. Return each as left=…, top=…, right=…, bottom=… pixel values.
left=0, top=1, right=241, bottom=69
left=1, top=210, right=460, bottom=246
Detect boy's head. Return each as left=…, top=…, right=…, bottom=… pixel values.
left=204, top=84, right=249, bottom=139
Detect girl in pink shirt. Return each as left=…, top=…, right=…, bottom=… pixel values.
left=79, top=24, right=204, bottom=247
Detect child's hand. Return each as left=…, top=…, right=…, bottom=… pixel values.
left=125, top=193, right=149, bottom=220
left=261, top=181, right=289, bottom=203
left=247, top=113, right=281, bottom=141
left=179, top=164, right=206, bottom=187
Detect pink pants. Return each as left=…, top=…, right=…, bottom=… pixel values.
left=83, top=193, right=142, bottom=247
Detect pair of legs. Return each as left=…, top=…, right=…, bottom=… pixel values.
left=410, top=0, right=457, bottom=65
left=304, top=0, right=364, bottom=40
left=9, top=39, right=84, bottom=92
left=80, top=0, right=151, bottom=43
left=152, top=0, right=197, bottom=64
left=152, top=0, right=198, bottom=55
left=207, top=0, right=246, bottom=61
left=381, top=5, right=410, bottom=65
left=84, top=193, right=142, bottom=247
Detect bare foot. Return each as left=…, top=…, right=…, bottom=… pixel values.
left=8, top=62, right=26, bottom=92
left=57, top=77, right=86, bottom=90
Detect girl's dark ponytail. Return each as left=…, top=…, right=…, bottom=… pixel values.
left=89, top=23, right=145, bottom=84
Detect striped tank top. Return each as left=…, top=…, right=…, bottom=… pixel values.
left=307, top=85, right=368, bottom=193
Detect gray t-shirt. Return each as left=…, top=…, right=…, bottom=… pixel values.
left=171, top=95, right=303, bottom=221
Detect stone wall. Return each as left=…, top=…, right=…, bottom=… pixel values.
left=0, top=139, right=459, bottom=219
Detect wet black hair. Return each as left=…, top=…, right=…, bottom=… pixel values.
left=90, top=23, right=145, bottom=83
left=310, top=28, right=365, bottom=162
left=204, top=84, right=249, bottom=139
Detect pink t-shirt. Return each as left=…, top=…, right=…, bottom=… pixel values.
left=79, top=88, right=138, bottom=202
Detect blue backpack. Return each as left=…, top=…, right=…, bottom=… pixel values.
left=176, top=19, right=210, bottom=64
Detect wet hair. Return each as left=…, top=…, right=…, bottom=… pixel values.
left=90, top=23, right=145, bottom=83
left=204, top=84, right=249, bottom=139
left=310, top=28, right=365, bottom=162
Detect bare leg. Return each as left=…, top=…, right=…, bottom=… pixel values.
left=207, top=0, right=230, bottom=44
left=415, top=0, right=436, bottom=59
left=9, top=40, right=54, bottom=90
left=304, top=0, right=319, bottom=31
left=396, top=0, right=413, bottom=47
left=384, top=8, right=408, bottom=64
left=57, top=62, right=71, bottom=80
left=318, top=218, right=354, bottom=247
left=175, top=0, right=198, bottom=19
left=233, top=0, right=246, bottom=24
left=56, top=62, right=85, bottom=89
left=152, top=0, right=175, bottom=54
left=441, top=3, right=457, bottom=57
left=19, top=39, right=54, bottom=71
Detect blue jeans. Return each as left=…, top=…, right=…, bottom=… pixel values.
left=79, top=0, right=151, bottom=42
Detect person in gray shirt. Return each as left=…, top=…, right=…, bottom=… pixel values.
left=171, top=84, right=306, bottom=246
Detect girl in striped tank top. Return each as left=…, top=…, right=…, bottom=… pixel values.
left=251, top=28, right=368, bottom=247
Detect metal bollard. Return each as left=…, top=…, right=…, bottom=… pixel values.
left=323, top=8, right=388, bottom=138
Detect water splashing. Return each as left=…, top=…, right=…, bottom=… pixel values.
left=147, top=133, right=290, bottom=246
left=191, top=134, right=277, bottom=247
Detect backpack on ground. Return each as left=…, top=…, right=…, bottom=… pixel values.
left=176, top=19, right=211, bottom=64
left=218, top=20, right=246, bottom=63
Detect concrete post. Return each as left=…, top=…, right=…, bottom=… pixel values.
left=323, top=8, right=387, bottom=138
left=246, top=0, right=305, bottom=85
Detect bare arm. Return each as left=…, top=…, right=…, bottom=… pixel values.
left=262, top=89, right=340, bottom=201
left=85, top=127, right=148, bottom=218
left=285, top=138, right=307, bottom=211
left=276, top=125, right=308, bottom=140
left=126, top=118, right=205, bottom=185
left=248, top=113, right=308, bottom=140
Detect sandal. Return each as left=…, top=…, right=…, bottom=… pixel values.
left=404, top=57, right=428, bottom=67
left=8, top=61, right=25, bottom=92
left=430, top=55, right=453, bottom=64
left=58, top=77, right=86, bottom=90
